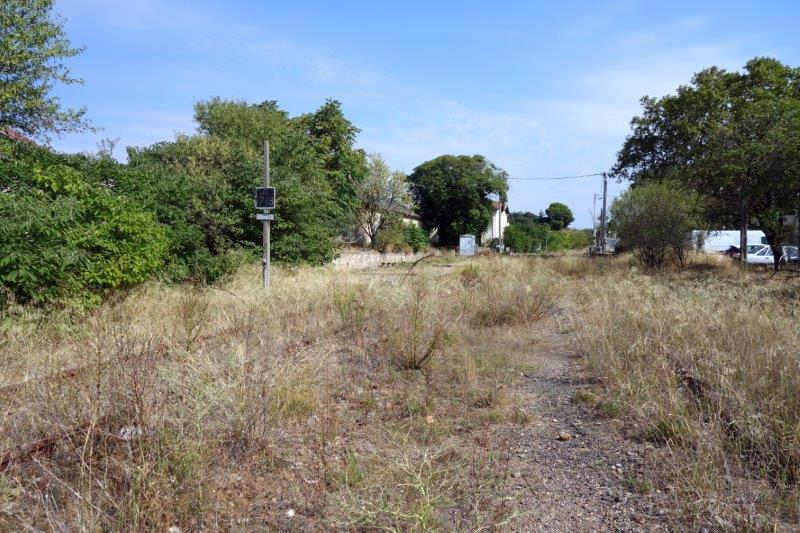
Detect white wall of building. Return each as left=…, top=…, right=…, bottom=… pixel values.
left=481, top=205, right=509, bottom=244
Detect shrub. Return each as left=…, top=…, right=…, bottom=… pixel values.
left=403, top=224, right=429, bottom=253
left=374, top=215, right=408, bottom=253
left=610, top=182, right=703, bottom=267
left=0, top=157, right=167, bottom=305
left=504, top=223, right=548, bottom=253
left=374, top=215, right=428, bottom=253
left=383, top=282, right=451, bottom=370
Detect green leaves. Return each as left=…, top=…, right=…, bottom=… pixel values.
left=611, top=182, right=702, bottom=268
left=0, top=0, right=89, bottom=139
left=614, top=57, right=800, bottom=267
left=408, top=155, right=508, bottom=247
left=544, top=202, right=574, bottom=231
left=0, top=143, right=168, bottom=305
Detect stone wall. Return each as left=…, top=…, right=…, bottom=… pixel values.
left=333, top=249, right=433, bottom=269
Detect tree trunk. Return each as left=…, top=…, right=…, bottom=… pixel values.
left=739, top=200, right=748, bottom=266
left=762, top=227, right=784, bottom=272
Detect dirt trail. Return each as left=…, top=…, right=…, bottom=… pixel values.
left=493, top=320, right=676, bottom=532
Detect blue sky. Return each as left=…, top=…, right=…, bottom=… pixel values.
left=51, top=0, right=800, bottom=228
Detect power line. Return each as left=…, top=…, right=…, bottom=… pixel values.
left=506, top=172, right=605, bottom=181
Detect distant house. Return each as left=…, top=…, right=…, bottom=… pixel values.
left=481, top=201, right=510, bottom=245
left=354, top=204, right=422, bottom=247
left=392, top=205, right=422, bottom=228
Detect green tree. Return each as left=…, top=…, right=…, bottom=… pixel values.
left=408, top=155, right=508, bottom=246
left=610, top=182, right=702, bottom=268
left=509, top=211, right=544, bottom=226
left=127, top=98, right=342, bottom=272
left=613, top=57, right=800, bottom=270
left=545, top=202, right=574, bottom=230
left=355, top=153, right=410, bottom=246
left=0, top=0, right=89, bottom=139
left=295, top=99, right=367, bottom=229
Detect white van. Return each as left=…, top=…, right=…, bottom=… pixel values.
left=692, top=230, right=767, bottom=253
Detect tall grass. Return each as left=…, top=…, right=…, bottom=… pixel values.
left=0, top=259, right=553, bottom=531
left=572, top=255, right=800, bottom=530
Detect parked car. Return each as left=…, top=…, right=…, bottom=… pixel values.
left=784, top=246, right=800, bottom=264
left=746, top=245, right=799, bottom=265
left=725, top=244, right=767, bottom=260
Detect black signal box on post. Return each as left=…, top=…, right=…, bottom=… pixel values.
left=255, top=187, right=275, bottom=210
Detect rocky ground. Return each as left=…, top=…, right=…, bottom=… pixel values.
left=490, top=322, right=677, bottom=532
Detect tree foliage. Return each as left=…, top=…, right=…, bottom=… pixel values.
left=408, top=155, right=508, bottom=246
left=613, top=57, right=800, bottom=269
left=611, top=182, right=702, bottom=268
left=0, top=96, right=370, bottom=307
left=355, top=153, right=410, bottom=246
left=127, top=98, right=345, bottom=270
left=0, top=0, right=89, bottom=139
left=295, top=99, right=367, bottom=229
left=545, top=202, right=574, bottom=230
left=0, top=139, right=167, bottom=305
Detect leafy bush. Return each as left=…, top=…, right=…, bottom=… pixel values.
left=374, top=215, right=428, bottom=253
left=504, top=222, right=548, bottom=253
left=0, top=146, right=167, bottom=305
left=374, top=216, right=408, bottom=253
left=611, top=182, right=703, bottom=267
left=403, top=224, right=429, bottom=253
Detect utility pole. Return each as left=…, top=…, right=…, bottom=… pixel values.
left=262, top=141, right=271, bottom=288
left=599, top=172, right=608, bottom=253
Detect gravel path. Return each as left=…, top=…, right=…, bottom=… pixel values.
left=494, top=323, right=677, bottom=532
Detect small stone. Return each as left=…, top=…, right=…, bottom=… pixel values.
left=513, top=471, right=522, bottom=478
left=286, top=509, right=295, bottom=518
left=425, top=415, right=435, bottom=424
left=557, top=431, right=572, bottom=441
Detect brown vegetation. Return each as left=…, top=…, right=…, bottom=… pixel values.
left=2, top=253, right=798, bottom=531
left=0, top=259, right=552, bottom=531
left=570, top=253, right=800, bottom=531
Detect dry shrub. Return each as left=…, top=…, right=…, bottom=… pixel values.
left=470, top=264, right=554, bottom=328
left=173, top=287, right=210, bottom=350
left=332, top=281, right=372, bottom=331
left=379, top=280, right=454, bottom=370
left=0, top=258, right=548, bottom=530
left=575, top=270, right=800, bottom=525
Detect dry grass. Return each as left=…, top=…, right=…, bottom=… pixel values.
left=570, top=252, right=800, bottom=531
left=4, top=252, right=797, bottom=530
left=0, top=258, right=552, bottom=531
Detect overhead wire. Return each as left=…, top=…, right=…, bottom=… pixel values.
left=505, top=172, right=605, bottom=181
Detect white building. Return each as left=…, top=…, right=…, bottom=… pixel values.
left=481, top=201, right=510, bottom=245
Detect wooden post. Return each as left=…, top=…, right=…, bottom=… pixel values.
left=599, top=172, right=608, bottom=252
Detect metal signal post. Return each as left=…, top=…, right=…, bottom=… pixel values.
left=257, top=141, right=274, bottom=288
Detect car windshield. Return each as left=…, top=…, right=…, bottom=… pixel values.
left=784, top=247, right=799, bottom=258
left=756, top=247, right=772, bottom=256
left=747, top=245, right=766, bottom=254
